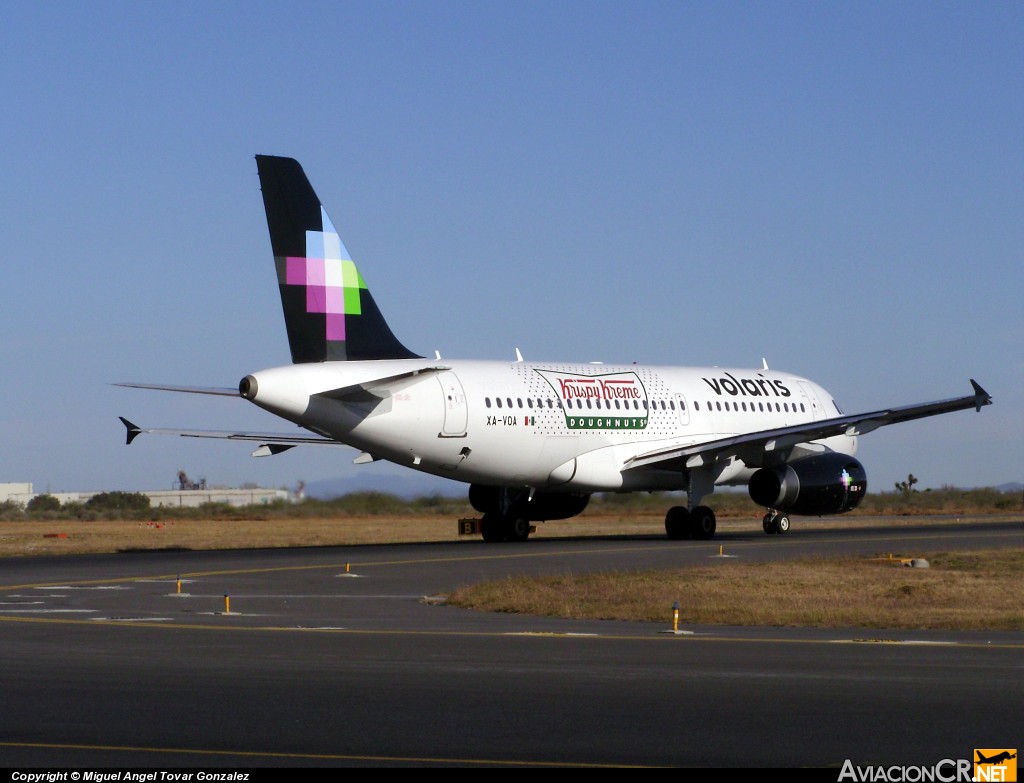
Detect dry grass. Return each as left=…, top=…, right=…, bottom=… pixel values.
left=0, top=511, right=1017, bottom=558
left=0, top=515, right=460, bottom=557
left=447, top=549, right=1024, bottom=631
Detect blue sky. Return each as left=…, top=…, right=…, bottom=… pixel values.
left=1, top=1, right=1020, bottom=497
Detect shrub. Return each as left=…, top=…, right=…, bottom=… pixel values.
left=84, top=491, right=152, bottom=518
left=27, top=494, right=62, bottom=515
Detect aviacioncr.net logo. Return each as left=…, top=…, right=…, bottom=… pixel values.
left=974, top=750, right=1017, bottom=782
left=837, top=751, right=1018, bottom=783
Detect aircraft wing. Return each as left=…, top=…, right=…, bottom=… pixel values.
left=623, top=379, right=992, bottom=472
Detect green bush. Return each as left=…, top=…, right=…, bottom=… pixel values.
left=84, top=491, right=152, bottom=519
left=27, top=494, right=62, bottom=515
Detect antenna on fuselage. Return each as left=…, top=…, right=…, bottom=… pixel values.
left=762, top=357, right=769, bottom=370
left=514, top=347, right=524, bottom=363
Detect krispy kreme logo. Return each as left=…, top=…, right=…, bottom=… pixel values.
left=536, top=370, right=648, bottom=430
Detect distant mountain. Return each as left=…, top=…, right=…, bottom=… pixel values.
left=304, top=472, right=464, bottom=500
left=994, top=482, right=1023, bottom=494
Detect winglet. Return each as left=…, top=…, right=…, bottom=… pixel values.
left=969, top=379, right=992, bottom=412
left=119, top=417, right=143, bottom=446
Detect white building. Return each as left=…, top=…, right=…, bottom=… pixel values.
left=0, top=483, right=293, bottom=509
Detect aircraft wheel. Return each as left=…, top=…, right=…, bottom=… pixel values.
left=689, top=506, right=717, bottom=540
left=480, top=513, right=506, bottom=543
left=664, top=506, right=691, bottom=540
left=776, top=514, right=791, bottom=534
left=506, top=516, right=532, bottom=542
left=762, top=513, right=777, bottom=534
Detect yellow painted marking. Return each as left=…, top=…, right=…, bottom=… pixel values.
left=0, top=614, right=1020, bottom=649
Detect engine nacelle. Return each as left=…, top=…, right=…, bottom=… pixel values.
left=748, top=454, right=867, bottom=516
left=469, top=485, right=591, bottom=521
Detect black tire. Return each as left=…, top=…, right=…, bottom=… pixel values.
left=506, top=516, right=531, bottom=542
left=480, top=513, right=506, bottom=543
left=762, top=513, right=777, bottom=534
left=689, top=506, right=717, bottom=540
left=664, top=506, right=691, bottom=540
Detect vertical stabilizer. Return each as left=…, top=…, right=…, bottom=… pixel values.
left=255, top=155, right=421, bottom=363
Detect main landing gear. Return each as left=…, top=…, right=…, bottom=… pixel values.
left=664, top=505, right=717, bottom=540
left=762, top=510, right=790, bottom=535
left=479, top=511, right=532, bottom=543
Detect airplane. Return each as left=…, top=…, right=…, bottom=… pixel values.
left=118, top=155, right=993, bottom=543
left=977, top=752, right=1016, bottom=765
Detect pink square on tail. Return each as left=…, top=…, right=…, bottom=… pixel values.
left=326, top=313, right=346, bottom=340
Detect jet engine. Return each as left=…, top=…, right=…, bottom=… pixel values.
left=748, top=454, right=867, bottom=515
left=469, top=485, right=591, bottom=521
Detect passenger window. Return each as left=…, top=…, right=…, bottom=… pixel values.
left=485, top=397, right=491, bottom=408
left=496, top=398, right=502, bottom=408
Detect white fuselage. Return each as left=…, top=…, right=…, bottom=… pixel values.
left=244, top=359, right=857, bottom=493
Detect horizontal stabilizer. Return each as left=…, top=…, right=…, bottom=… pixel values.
left=115, top=382, right=240, bottom=397
left=118, top=417, right=342, bottom=450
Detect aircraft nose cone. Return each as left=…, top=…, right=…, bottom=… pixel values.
left=239, top=375, right=258, bottom=400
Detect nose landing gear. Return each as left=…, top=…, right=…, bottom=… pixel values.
left=762, top=510, right=790, bottom=534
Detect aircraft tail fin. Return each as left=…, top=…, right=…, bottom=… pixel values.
left=255, top=155, right=421, bottom=363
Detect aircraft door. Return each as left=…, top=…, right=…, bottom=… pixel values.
left=798, top=382, right=827, bottom=421
left=437, top=371, right=468, bottom=437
